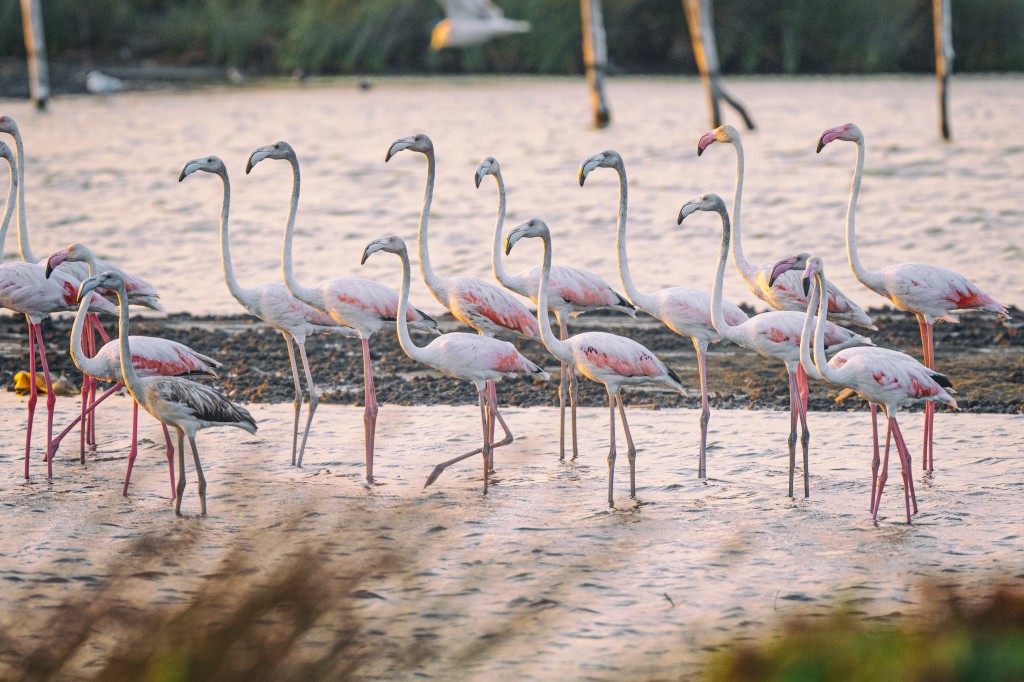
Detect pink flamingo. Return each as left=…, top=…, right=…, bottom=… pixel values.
left=248, top=141, right=439, bottom=482
left=2, top=115, right=163, bottom=449
left=385, top=134, right=540, bottom=454
left=816, top=122, right=1009, bottom=472
left=505, top=218, right=685, bottom=508
left=0, top=144, right=118, bottom=478
left=179, top=155, right=358, bottom=467
left=45, top=242, right=167, bottom=457
left=579, top=149, right=749, bottom=479
left=78, top=271, right=257, bottom=516
left=794, top=255, right=958, bottom=522
left=50, top=270, right=221, bottom=497
left=678, top=193, right=872, bottom=498
left=361, top=234, right=548, bottom=492
left=476, top=156, right=636, bottom=462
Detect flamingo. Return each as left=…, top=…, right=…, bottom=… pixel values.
left=476, top=156, right=636, bottom=462
left=677, top=193, right=873, bottom=498
left=430, top=0, right=531, bottom=50
left=815, top=122, right=1009, bottom=472
left=78, top=271, right=257, bottom=516
left=52, top=270, right=221, bottom=497
left=792, top=255, right=957, bottom=523
left=247, top=141, right=439, bottom=482
left=45, top=242, right=167, bottom=455
left=385, top=134, right=540, bottom=456
left=361, top=234, right=548, bottom=491
left=0, top=141, right=118, bottom=478
left=179, top=155, right=358, bottom=468
left=579, top=149, right=749, bottom=479
left=505, top=218, right=685, bottom=507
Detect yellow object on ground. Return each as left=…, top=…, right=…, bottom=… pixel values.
left=13, top=371, right=48, bottom=396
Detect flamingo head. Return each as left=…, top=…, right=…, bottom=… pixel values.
left=767, top=252, right=810, bottom=288
left=816, top=123, right=862, bottom=153
left=578, top=150, right=622, bottom=186
left=361, top=234, right=406, bottom=264
left=697, top=124, right=737, bottom=156
left=0, top=115, right=19, bottom=137
left=246, top=141, right=295, bottom=174
left=504, top=218, right=549, bottom=255
left=474, top=156, right=500, bottom=188
left=77, top=270, right=125, bottom=304
left=179, top=155, right=226, bottom=182
left=45, top=243, right=94, bottom=279
left=801, top=256, right=825, bottom=296
left=385, top=133, right=433, bottom=162
left=677, top=193, right=727, bottom=224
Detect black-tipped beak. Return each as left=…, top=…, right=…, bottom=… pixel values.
left=474, top=169, right=484, bottom=188
left=815, top=137, right=826, bottom=154
left=768, top=258, right=795, bottom=288
left=504, top=236, right=514, bottom=256
left=177, top=168, right=187, bottom=182
left=360, top=248, right=370, bottom=265
left=44, top=258, right=56, bottom=279
left=802, top=272, right=812, bottom=297
left=245, top=158, right=255, bottom=174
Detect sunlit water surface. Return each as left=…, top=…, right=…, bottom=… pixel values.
left=1, top=397, right=1021, bottom=678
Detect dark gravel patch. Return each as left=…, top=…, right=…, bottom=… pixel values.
left=1, top=306, right=1020, bottom=413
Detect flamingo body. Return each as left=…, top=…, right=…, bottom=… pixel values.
left=86, top=336, right=221, bottom=380
left=0, top=262, right=116, bottom=321
left=728, top=309, right=871, bottom=366
left=867, top=262, right=1007, bottom=323
left=440, top=275, right=539, bottom=339
left=309, top=275, right=437, bottom=337
left=637, top=287, right=748, bottom=346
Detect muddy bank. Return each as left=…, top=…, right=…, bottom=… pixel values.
left=2, top=304, right=1019, bottom=413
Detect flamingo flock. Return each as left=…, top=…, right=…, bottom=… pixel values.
left=0, top=113, right=1009, bottom=523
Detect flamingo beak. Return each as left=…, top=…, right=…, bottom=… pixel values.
left=246, top=148, right=272, bottom=174
left=474, top=165, right=486, bottom=188
left=44, top=250, right=67, bottom=279
left=816, top=126, right=845, bottom=153
left=696, top=130, right=717, bottom=156
left=801, top=270, right=813, bottom=297
left=385, top=137, right=414, bottom=162
left=677, top=200, right=700, bottom=224
left=178, top=161, right=199, bottom=182
left=504, top=229, right=524, bottom=256
left=768, top=256, right=798, bottom=288
left=578, top=155, right=604, bottom=186
left=76, top=276, right=100, bottom=304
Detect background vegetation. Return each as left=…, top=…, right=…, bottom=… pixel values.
left=1, top=0, right=1023, bottom=77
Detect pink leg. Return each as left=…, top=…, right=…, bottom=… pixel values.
left=122, top=401, right=140, bottom=496
left=615, top=394, right=638, bottom=499
left=694, top=341, right=710, bottom=479
left=890, top=418, right=918, bottom=518
left=486, top=379, right=498, bottom=471
left=872, top=413, right=893, bottom=522
left=33, top=325, right=57, bottom=480
left=795, top=375, right=811, bottom=498
left=869, top=404, right=881, bottom=512
left=477, top=389, right=490, bottom=495
left=361, top=338, right=378, bottom=483
left=606, top=389, right=617, bottom=508
left=87, top=314, right=110, bottom=446
left=162, top=425, right=176, bottom=500
left=50, top=381, right=122, bottom=462
left=796, top=363, right=809, bottom=413
left=786, top=370, right=799, bottom=498
left=557, top=316, right=578, bottom=461
left=24, top=318, right=37, bottom=479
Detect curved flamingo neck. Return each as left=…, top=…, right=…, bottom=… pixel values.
left=395, top=245, right=430, bottom=366
left=113, top=285, right=144, bottom=396
left=709, top=205, right=743, bottom=344
left=9, top=127, right=34, bottom=263
left=70, top=295, right=107, bottom=378
left=726, top=138, right=756, bottom=285
left=416, top=147, right=447, bottom=302
left=811, top=270, right=840, bottom=384
left=214, top=168, right=253, bottom=306
left=280, top=155, right=321, bottom=308
left=611, top=162, right=654, bottom=312
left=535, top=231, right=572, bottom=362
left=844, top=135, right=879, bottom=289
left=798, top=276, right=824, bottom=381
left=489, top=170, right=525, bottom=292
left=0, top=155, right=16, bottom=259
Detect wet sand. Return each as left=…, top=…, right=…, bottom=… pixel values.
left=0, top=396, right=1022, bottom=679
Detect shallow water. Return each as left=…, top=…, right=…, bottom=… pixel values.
left=1, top=75, right=1021, bottom=319
left=1, top=394, right=1021, bottom=678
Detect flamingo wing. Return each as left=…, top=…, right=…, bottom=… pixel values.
left=148, top=376, right=257, bottom=432
left=880, top=262, right=1007, bottom=320
left=447, top=276, right=538, bottom=339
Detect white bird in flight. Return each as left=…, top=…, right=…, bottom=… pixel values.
left=431, top=0, right=531, bottom=50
